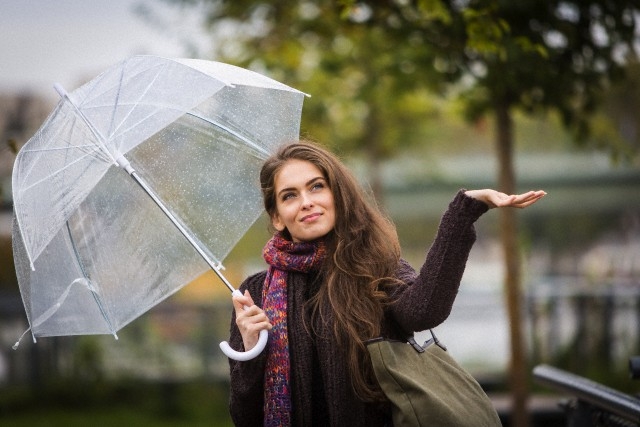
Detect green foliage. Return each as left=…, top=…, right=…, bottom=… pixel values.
left=0, top=380, right=233, bottom=426
left=417, top=0, right=452, bottom=23
left=350, top=0, right=639, bottom=160
left=155, top=0, right=443, bottom=159
left=462, top=6, right=511, bottom=59
left=151, top=0, right=640, bottom=162
left=589, top=61, right=640, bottom=163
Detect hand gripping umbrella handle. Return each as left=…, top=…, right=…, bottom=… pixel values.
left=219, top=290, right=269, bottom=361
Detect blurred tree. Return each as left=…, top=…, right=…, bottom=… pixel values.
left=590, top=60, right=640, bottom=163
left=339, top=1, right=639, bottom=426
left=146, top=0, right=442, bottom=200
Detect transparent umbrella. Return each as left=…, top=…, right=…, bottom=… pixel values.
left=11, top=55, right=306, bottom=360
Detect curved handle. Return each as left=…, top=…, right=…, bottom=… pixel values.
left=219, top=290, right=269, bottom=361
left=220, top=329, right=268, bottom=361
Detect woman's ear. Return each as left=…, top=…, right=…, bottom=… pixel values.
left=271, top=214, right=285, bottom=232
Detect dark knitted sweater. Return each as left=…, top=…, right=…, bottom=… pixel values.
left=228, top=190, right=489, bottom=426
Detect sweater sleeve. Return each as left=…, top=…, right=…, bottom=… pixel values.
left=390, top=189, right=489, bottom=333
left=228, top=271, right=269, bottom=427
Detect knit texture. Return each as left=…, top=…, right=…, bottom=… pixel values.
left=261, top=234, right=326, bottom=427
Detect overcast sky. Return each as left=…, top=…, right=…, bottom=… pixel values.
left=0, top=0, right=211, bottom=99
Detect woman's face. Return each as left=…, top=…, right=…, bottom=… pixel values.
left=271, top=159, right=336, bottom=242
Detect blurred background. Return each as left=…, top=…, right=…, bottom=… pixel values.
left=1, top=1, right=639, bottom=426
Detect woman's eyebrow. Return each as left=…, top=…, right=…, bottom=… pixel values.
left=276, top=176, right=325, bottom=198
left=306, top=176, right=326, bottom=186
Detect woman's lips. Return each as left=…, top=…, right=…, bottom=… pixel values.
left=300, top=213, right=321, bottom=222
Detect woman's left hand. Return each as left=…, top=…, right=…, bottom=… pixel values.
left=465, top=189, right=546, bottom=209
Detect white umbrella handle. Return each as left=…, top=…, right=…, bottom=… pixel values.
left=219, top=290, right=269, bottom=361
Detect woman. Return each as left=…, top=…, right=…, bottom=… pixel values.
left=227, top=140, right=545, bottom=426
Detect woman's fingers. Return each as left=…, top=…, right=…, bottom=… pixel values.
left=507, top=190, right=546, bottom=208
left=234, top=300, right=271, bottom=331
left=236, top=310, right=271, bottom=334
left=478, top=189, right=546, bottom=209
left=232, top=290, right=254, bottom=311
left=236, top=311, right=271, bottom=350
left=233, top=290, right=272, bottom=350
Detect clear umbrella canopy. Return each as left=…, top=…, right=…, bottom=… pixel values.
left=12, top=56, right=305, bottom=343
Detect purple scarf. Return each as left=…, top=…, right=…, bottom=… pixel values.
left=262, top=233, right=326, bottom=427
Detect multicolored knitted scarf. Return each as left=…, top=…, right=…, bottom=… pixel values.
left=262, top=233, right=326, bottom=427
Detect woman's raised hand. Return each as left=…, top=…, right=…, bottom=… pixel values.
left=464, top=189, right=546, bottom=209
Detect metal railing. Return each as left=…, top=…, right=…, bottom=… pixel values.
left=533, top=361, right=640, bottom=427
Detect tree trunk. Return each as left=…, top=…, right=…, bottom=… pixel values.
left=495, top=102, right=529, bottom=427
left=363, top=108, right=385, bottom=205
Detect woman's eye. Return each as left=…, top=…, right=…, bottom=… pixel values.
left=311, top=182, right=325, bottom=191
left=282, top=192, right=295, bottom=201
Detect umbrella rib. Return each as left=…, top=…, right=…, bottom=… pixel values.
left=129, top=167, right=235, bottom=293
left=107, top=62, right=168, bottom=144
left=55, top=93, right=116, bottom=165
left=29, top=277, right=111, bottom=333
left=22, top=143, right=105, bottom=153
left=17, top=150, right=109, bottom=194
left=14, top=276, right=112, bottom=348
left=18, top=108, right=111, bottom=187
left=22, top=143, right=112, bottom=164
left=65, top=220, right=118, bottom=337
left=107, top=62, right=127, bottom=137
left=185, top=111, right=271, bottom=158
left=79, top=60, right=166, bottom=108
left=109, top=106, right=171, bottom=146
left=84, top=102, right=192, bottom=145
left=80, top=102, right=188, bottom=154
left=115, top=155, right=237, bottom=294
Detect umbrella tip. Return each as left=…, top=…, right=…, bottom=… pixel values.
left=12, top=327, right=33, bottom=350
left=53, top=83, right=67, bottom=99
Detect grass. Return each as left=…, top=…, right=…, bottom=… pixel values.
left=0, top=380, right=234, bottom=427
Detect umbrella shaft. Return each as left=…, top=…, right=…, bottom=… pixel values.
left=118, top=159, right=236, bottom=294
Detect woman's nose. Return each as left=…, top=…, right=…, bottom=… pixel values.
left=300, top=192, right=314, bottom=208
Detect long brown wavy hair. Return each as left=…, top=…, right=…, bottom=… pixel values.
left=259, top=140, right=401, bottom=401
